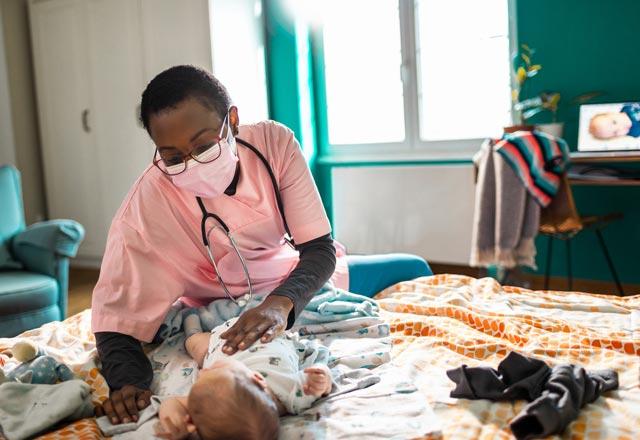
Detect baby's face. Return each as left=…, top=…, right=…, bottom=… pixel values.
left=590, top=112, right=632, bottom=139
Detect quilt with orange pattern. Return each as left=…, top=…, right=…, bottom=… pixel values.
left=377, top=275, right=640, bottom=440
left=0, top=274, right=638, bottom=439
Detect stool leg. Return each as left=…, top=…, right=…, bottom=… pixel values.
left=595, top=229, right=624, bottom=296
left=544, top=236, right=553, bottom=290
left=566, top=239, right=573, bottom=291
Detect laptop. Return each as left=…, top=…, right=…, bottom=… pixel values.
left=574, top=102, right=640, bottom=158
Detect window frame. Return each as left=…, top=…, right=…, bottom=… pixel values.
left=311, top=0, right=517, bottom=160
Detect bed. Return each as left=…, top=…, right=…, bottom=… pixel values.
left=1, top=275, right=638, bottom=439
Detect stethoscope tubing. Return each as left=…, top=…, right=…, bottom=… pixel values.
left=194, top=137, right=294, bottom=306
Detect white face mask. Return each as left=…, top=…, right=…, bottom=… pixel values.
left=170, top=115, right=239, bottom=198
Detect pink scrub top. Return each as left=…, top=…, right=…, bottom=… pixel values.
left=91, top=121, right=348, bottom=342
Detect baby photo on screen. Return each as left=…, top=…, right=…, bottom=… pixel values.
left=578, top=102, right=640, bottom=151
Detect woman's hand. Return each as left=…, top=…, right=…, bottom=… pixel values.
left=95, top=384, right=152, bottom=425
left=220, top=295, right=293, bottom=354
left=155, top=397, right=196, bottom=440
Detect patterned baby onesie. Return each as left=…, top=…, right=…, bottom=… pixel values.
left=201, top=318, right=330, bottom=414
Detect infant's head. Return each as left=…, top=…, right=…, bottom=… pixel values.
left=188, top=358, right=279, bottom=440
left=589, top=112, right=632, bottom=139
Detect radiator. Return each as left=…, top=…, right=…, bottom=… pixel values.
left=332, top=164, right=476, bottom=265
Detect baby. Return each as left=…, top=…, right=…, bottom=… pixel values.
left=154, top=318, right=333, bottom=440
left=589, top=103, right=640, bottom=139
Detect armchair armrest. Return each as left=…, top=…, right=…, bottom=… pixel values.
left=11, top=220, right=85, bottom=278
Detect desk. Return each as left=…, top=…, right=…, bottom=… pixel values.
left=569, top=152, right=640, bottom=186
left=570, top=151, right=640, bottom=163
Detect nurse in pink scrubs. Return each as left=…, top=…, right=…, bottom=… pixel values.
left=92, top=66, right=430, bottom=424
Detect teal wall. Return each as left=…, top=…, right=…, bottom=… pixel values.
left=264, top=0, right=316, bottom=163
left=264, top=0, right=300, bottom=138
left=517, top=0, right=640, bottom=284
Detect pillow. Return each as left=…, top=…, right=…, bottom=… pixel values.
left=0, top=239, right=22, bottom=270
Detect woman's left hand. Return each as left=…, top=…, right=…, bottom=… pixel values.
left=220, top=295, right=293, bottom=354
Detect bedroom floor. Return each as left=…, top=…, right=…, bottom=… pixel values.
left=68, top=268, right=100, bottom=317
left=65, top=264, right=639, bottom=320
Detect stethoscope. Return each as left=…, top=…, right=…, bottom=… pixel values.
left=196, top=138, right=296, bottom=306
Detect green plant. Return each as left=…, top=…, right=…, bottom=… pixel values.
left=511, top=44, right=604, bottom=124
left=511, top=44, right=560, bottom=124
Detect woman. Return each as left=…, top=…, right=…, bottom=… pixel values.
left=92, top=65, right=431, bottom=424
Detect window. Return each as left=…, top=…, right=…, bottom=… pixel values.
left=322, top=0, right=405, bottom=145
left=317, top=0, right=512, bottom=153
left=210, top=0, right=269, bottom=124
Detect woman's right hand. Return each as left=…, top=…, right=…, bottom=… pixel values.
left=95, top=384, right=152, bottom=424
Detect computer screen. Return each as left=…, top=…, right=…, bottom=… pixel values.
left=578, top=102, right=640, bottom=152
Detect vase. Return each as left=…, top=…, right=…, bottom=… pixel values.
left=535, top=122, right=564, bottom=138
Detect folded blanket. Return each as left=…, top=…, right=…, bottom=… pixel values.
left=95, top=395, right=165, bottom=437
left=0, top=379, right=94, bottom=440
left=154, top=282, right=379, bottom=341
left=495, top=130, right=569, bottom=207
left=470, top=139, right=540, bottom=269
left=447, top=351, right=619, bottom=440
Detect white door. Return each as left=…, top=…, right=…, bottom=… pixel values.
left=139, top=0, right=212, bottom=83
left=29, top=0, right=105, bottom=258
left=86, top=0, right=154, bottom=257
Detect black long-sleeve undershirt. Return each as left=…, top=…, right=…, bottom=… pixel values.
left=95, top=233, right=336, bottom=391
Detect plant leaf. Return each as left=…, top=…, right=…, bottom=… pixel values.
left=515, top=96, right=543, bottom=110
left=523, top=107, right=545, bottom=119
left=570, top=90, right=605, bottom=104
left=516, top=66, right=527, bottom=84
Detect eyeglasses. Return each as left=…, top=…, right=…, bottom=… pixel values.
left=152, top=115, right=228, bottom=176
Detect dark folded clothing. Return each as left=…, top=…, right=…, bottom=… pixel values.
left=446, top=351, right=618, bottom=440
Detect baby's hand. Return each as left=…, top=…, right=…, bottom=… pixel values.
left=185, top=332, right=210, bottom=368
left=303, top=365, right=332, bottom=397
left=155, top=397, right=196, bottom=440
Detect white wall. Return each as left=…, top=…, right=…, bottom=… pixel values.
left=332, top=164, right=476, bottom=265
left=0, top=5, right=16, bottom=166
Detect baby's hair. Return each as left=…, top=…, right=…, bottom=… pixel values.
left=188, top=373, right=279, bottom=440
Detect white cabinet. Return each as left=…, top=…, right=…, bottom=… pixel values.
left=28, top=0, right=212, bottom=265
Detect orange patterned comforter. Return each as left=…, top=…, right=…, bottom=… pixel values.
left=376, top=275, right=640, bottom=439
left=1, top=274, right=638, bottom=439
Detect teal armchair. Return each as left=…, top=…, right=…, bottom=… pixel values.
left=0, top=165, right=84, bottom=337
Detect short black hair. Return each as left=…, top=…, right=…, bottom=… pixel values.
left=139, top=65, right=232, bottom=134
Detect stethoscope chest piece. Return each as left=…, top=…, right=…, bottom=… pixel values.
left=236, top=294, right=249, bottom=308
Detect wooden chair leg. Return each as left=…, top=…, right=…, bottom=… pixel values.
left=544, top=236, right=553, bottom=290
left=566, top=239, right=573, bottom=291
left=595, top=229, right=624, bottom=296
